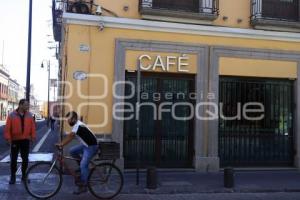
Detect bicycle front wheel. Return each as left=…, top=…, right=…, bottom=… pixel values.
left=24, top=162, right=62, bottom=199
left=88, top=163, right=123, bottom=199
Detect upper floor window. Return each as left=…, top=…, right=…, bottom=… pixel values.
left=139, top=0, right=219, bottom=23
left=252, top=0, right=299, bottom=22
left=262, top=0, right=299, bottom=21
left=152, top=0, right=200, bottom=12
left=251, top=0, right=300, bottom=32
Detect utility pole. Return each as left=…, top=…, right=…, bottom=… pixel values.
left=26, top=0, right=33, bottom=101
left=136, top=60, right=141, bottom=185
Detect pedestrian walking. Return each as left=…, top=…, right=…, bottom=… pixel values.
left=50, top=115, right=55, bottom=130
left=3, top=99, right=36, bottom=184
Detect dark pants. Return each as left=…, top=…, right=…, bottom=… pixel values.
left=51, top=120, right=55, bottom=130
left=10, top=139, right=30, bottom=178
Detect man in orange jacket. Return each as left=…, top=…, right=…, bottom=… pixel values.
left=4, top=99, right=36, bottom=184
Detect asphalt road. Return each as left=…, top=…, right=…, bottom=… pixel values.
left=0, top=120, right=57, bottom=160
left=0, top=125, right=5, bottom=157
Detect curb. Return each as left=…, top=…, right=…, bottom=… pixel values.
left=120, top=187, right=300, bottom=195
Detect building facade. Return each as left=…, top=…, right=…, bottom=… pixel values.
left=0, top=66, right=27, bottom=119
left=29, top=85, right=39, bottom=114
left=0, top=65, right=9, bottom=120
left=53, top=0, right=300, bottom=171
left=7, top=78, right=19, bottom=113
left=41, top=101, right=60, bottom=119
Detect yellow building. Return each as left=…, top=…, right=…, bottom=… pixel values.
left=52, top=0, right=300, bottom=171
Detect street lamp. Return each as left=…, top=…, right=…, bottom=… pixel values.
left=41, top=60, right=50, bottom=127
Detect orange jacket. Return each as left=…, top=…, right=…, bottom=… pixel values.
left=4, top=110, right=36, bottom=141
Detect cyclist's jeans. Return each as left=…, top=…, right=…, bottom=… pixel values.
left=69, top=144, right=98, bottom=185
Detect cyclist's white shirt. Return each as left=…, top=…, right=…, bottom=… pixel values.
left=70, top=120, right=97, bottom=147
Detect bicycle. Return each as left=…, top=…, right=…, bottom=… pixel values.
left=24, top=143, right=123, bottom=199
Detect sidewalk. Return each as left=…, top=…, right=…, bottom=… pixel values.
left=1, top=169, right=300, bottom=198
left=122, top=170, right=300, bottom=194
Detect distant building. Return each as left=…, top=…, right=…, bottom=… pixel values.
left=17, top=86, right=25, bottom=102
left=0, top=66, right=29, bottom=119
left=41, top=101, right=59, bottom=119
left=0, top=64, right=9, bottom=120
left=8, top=78, right=19, bottom=113
left=29, top=84, right=39, bottom=115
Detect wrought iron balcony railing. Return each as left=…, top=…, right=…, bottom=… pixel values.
left=52, top=0, right=98, bottom=42
left=52, top=0, right=63, bottom=42
left=140, top=0, right=219, bottom=20
left=52, top=0, right=119, bottom=41
left=251, top=0, right=300, bottom=22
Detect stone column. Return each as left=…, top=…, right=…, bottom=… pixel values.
left=205, top=47, right=220, bottom=172
left=294, top=62, right=300, bottom=169
left=112, top=41, right=126, bottom=171
left=194, top=49, right=209, bottom=171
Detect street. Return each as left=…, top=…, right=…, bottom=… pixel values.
left=1, top=122, right=300, bottom=200
left=0, top=125, right=6, bottom=158
left=1, top=167, right=300, bottom=200
left=0, top=120, right=61, bottom=200
left=0, top=120, right=57, bottom=161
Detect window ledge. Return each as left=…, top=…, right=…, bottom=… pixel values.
left=251, top=18, right=300, bottom=33
left=140, top=7, right=218, bottom=25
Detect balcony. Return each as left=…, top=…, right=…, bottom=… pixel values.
left=52, top=0, right=63, bottom=42
left=52, top=0, right=100, bottom=42
left=139, top=0, right=219, bottom=23
left=251, top=0, right=300, bottom=31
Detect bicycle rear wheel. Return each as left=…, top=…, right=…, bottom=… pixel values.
left=24, top=162, right=62, bottom=199
left=88, top=163, right=123, bottom=199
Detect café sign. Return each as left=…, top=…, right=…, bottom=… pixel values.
left=138, top=54, right=189, bottom=72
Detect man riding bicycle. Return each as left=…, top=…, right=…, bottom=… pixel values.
left=56, top=111, right=98, bottom=195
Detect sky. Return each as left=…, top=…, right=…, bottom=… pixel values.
left=0, top=0, right=58, bottom=102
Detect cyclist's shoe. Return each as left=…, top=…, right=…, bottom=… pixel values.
left=73, top=185, right=87, bottom=195
left=9, top=175, right=16, bottom=184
